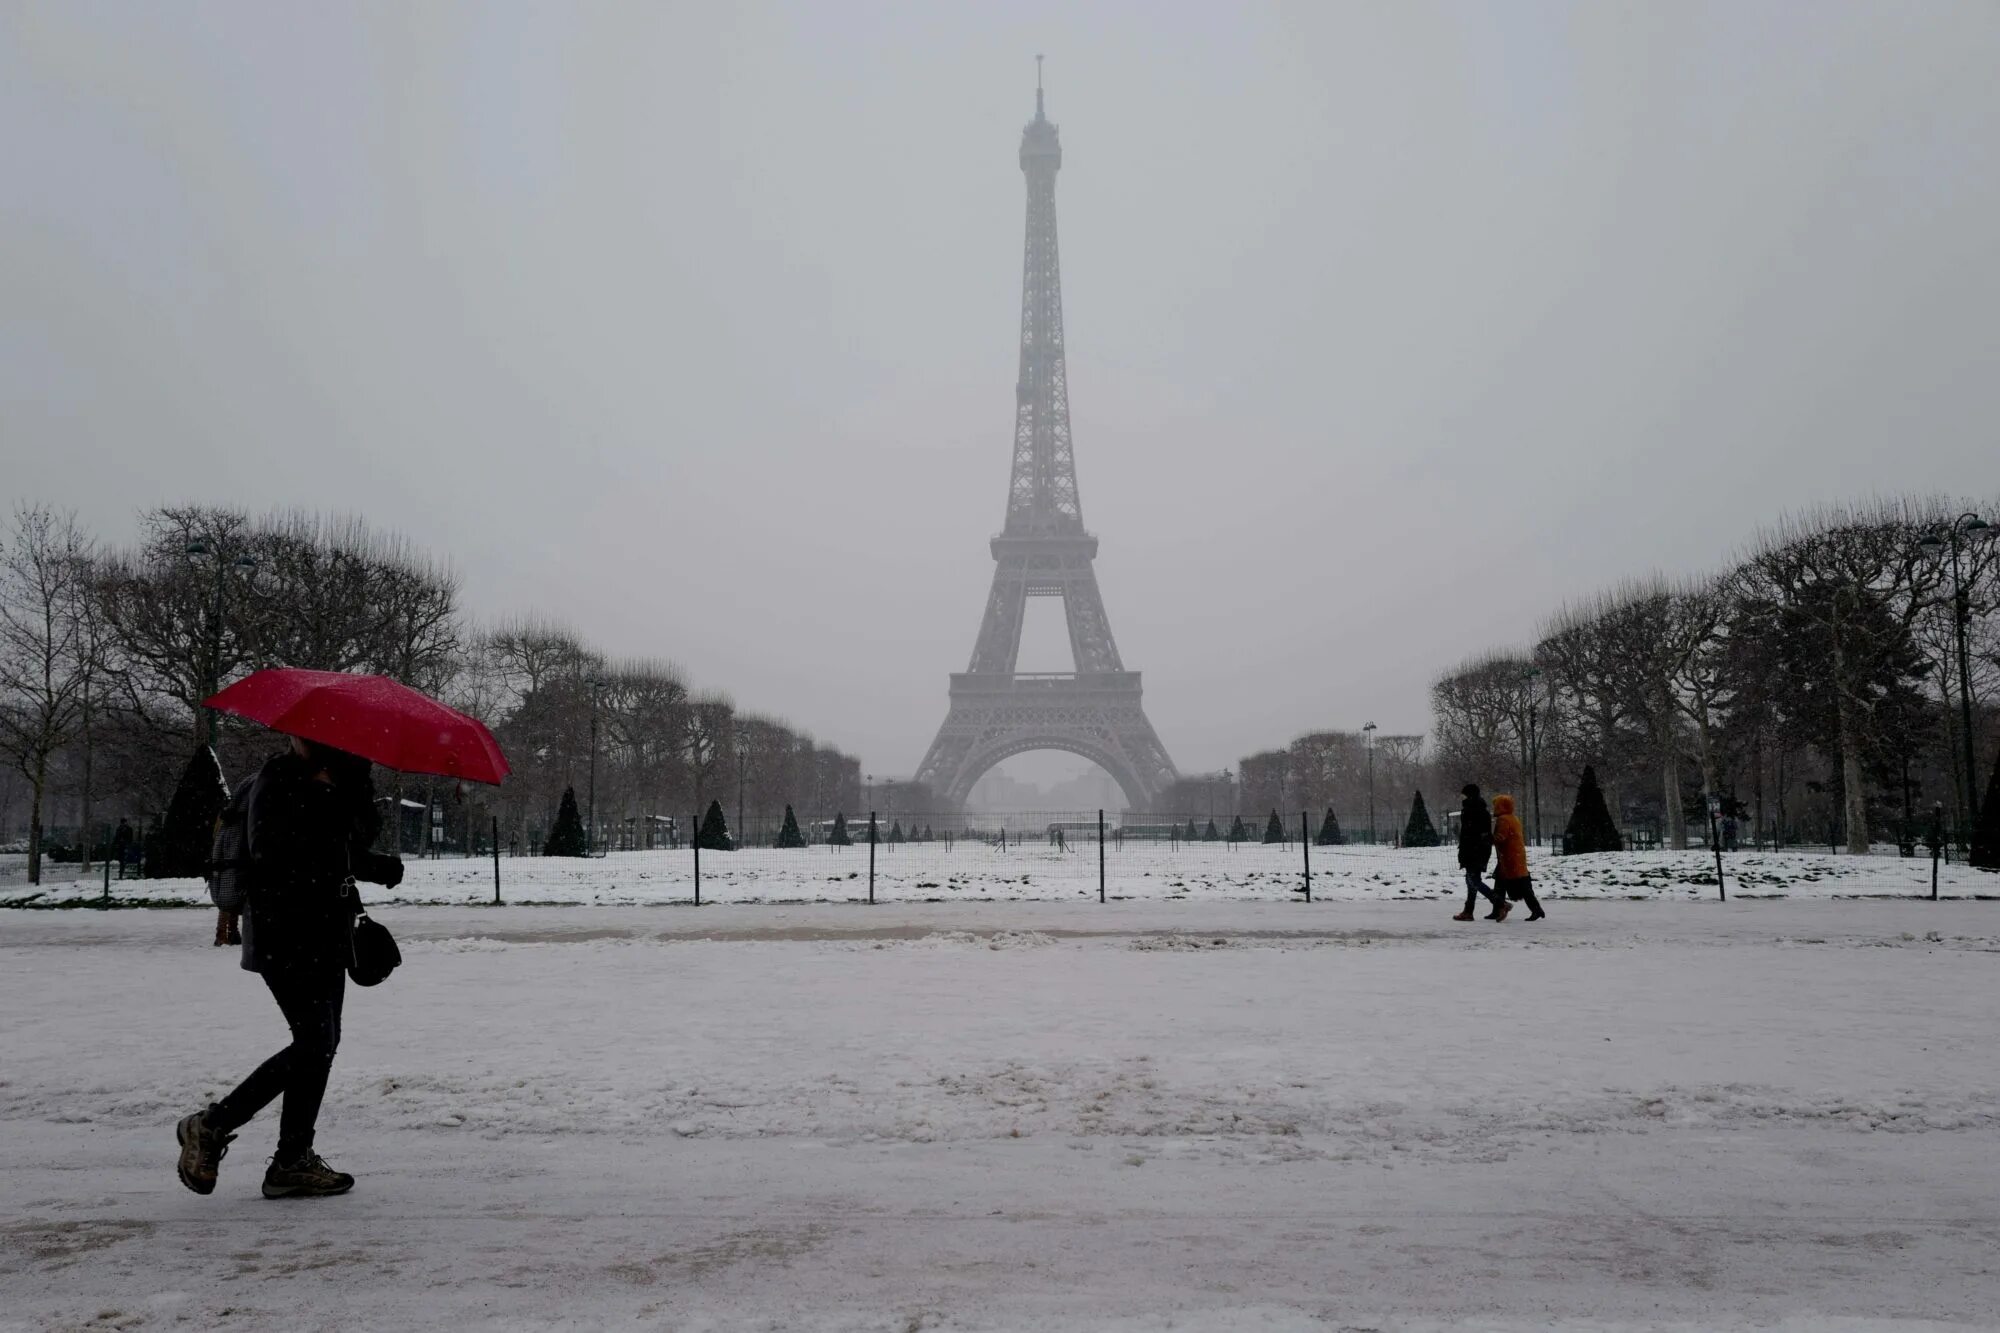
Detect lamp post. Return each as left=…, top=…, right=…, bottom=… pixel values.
left=585, top=677, right=604, bottom=855
left=1523, top=666, right=1544, bottom=847
left=736, top=739, right=749, bottom=847
left=184, top=541, right=259, bottom=749
left=1918, top=514, right=1995, bottom=845
left=1362, top=722, right=1378, bottom=844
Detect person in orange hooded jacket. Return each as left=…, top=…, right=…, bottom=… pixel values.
left=1490, top=794, right=1545, bottom=921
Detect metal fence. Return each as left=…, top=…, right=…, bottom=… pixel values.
left=3, top=809, right=1976, bottom=904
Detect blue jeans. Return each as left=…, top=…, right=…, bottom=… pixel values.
left=1462, top=867, right=1499, bottom=913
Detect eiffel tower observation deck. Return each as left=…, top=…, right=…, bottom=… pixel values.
left=914, top=64, right=1178, bottom=812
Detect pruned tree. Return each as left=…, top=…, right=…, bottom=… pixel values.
left=696, top=798, right=734, bottom=851
left=828, top=811, right=852, bottom=846
left=1562, top=764, right=1623, bottom=855
left=544, top=786, right=587, bottom=857
left=776, top=804, right=805, bottom=848
left=1262, top=809, right=1285, bottom=844
left=148, top=745, right=227, bottom=879
left=1403, top=790, right=1440, bottom=847
left=1971, top=746, right=2000, bottom=872
left=1316, top=807, right=1344, bottom=846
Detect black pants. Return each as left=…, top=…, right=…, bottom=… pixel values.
left=1497, top=877, right=1545, bottom=917
left=1462, top=867, right=1501, bottom=914
left=211, top=965, right=346, bottom=1162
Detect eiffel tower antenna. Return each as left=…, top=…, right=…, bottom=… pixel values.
left=914, top=74, right=1178, bottom=812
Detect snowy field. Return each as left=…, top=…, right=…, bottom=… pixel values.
left=3, top=842, right=1987, bottom=908
left=3, top=898, right=1999, bottom=1330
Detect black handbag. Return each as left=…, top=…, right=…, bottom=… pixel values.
left=349, top=911, right=401, bottom=986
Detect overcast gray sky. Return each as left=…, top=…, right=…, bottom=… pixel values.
left=5, top=1, right=1998, bottom=781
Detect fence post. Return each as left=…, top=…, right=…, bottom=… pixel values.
left=868, top=811, right=877, bottom=905
left=1299, top=810, right=1311, bottom=902
left=1098, top=809, right=1106, bottom=903
left=492, top=816, right=501, bottom=906
left=102, top=855, right=111, bottom=904
left=1932, top=840, right=1941, bottom=901
left=692, top=810, right=701, bottom=907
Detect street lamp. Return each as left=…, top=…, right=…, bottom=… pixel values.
left=1522, top=666, right=1544, bottom=847
left=1362, top=723, right=1378, bottom=844
left=1918, top=513, right=1996, bottom=845
left=736, top=738, right=750, bottom=847
left=585, top=676, right=605, bottom=856
left=184, top=541, right=259, bottom=748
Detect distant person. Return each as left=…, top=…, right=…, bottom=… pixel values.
left=110, top=817, right=134, bottom=872
left=1491, top=794, right=1543, bottom=921
left=175, top=737, right=404, bottom=1200
left=1454, top=784, right=1503, bottom=922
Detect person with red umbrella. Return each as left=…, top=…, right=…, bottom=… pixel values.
left=174, top=670, right=508, bottom=1200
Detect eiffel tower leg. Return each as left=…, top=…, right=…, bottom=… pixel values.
left=1060, top=567, right=1124, bottom=675
left=967, top=559, right=1029, bottom=675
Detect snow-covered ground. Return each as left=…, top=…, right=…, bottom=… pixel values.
left=3, top=842, right=1986, bottom=908
left=3, top=899, right=1998, bottom=1330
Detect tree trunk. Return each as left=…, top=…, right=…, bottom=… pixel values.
left=1694, top=713, right=1718, bottom=818
left=1834, top=690, right=1871, bottom=855
left=1752, top=736, right=1766, bottom=850
left=1663, top=745, right=1687, bottom=850
left=27, top=754, right=47, bottom=885
left=79, top=676, right=93, bottom=873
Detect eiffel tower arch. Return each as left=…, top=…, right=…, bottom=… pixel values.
left=915, top=67, right=1178, bottom=812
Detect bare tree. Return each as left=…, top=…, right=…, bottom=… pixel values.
left=0, top=506, right=97, bottom=882
left=1741, top=503, right=1945, bottom=853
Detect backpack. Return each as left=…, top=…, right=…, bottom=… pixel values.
left=208, top=773, right=261, bottom=911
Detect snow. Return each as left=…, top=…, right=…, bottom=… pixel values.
left=4, top=897, right=1999, bottom=1329
left=3, top=842, right=1984, bottom=909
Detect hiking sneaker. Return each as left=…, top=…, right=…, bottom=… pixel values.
left=175, top=1108, right=235, bottom=1195
left=1485, top=902, right=1511, bottom=921
left=1451, top=910, right=1475, bottom=922
left=262, top=1153, right=355, bottom=1199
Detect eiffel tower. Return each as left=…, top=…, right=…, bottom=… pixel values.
left=915, top=64, right=1177, bottom=812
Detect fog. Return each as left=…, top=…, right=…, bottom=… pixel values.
left=5, top=1, right=1997, bottom=781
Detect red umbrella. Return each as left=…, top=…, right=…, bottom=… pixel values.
left=204, top=669, right=511, bottom=785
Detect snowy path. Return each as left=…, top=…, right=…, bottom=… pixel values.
left=3, top=901, right=1998, bottom=1330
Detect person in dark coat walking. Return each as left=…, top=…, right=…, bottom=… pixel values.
left=175, top=737, right=403, bottom=1199
left=1454, top=783, right=1505, bottom=921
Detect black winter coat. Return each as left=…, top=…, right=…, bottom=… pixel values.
left=1457, top=795, right=1493, bottom=871
left=240, top=753, right=402, bottom=973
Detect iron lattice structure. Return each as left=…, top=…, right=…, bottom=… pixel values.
left=915, top=73, right=1178, bottom=812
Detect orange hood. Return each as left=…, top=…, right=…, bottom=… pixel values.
left=1492, top=795, right=1516, bottom=817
